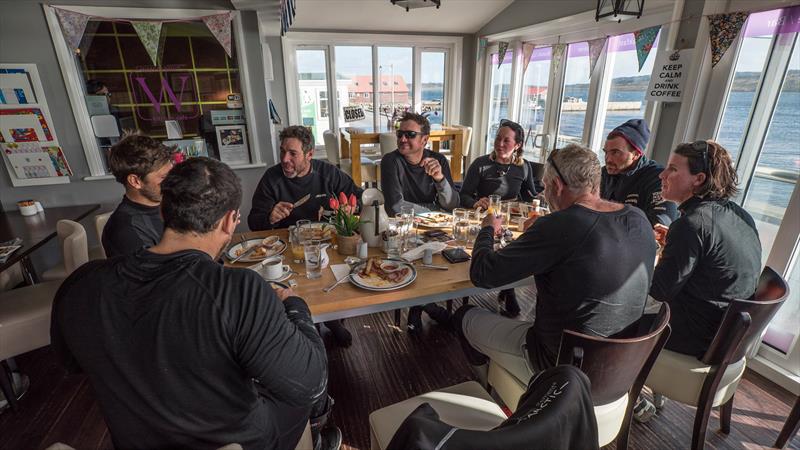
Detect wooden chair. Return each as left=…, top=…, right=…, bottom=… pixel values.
left=645, top=266, right=789, bottom=450
left=323, top=129, right=377, bottom=187
left=487, top=303, right=671, bottom=449
left=776, top=396, right=800, bottom=449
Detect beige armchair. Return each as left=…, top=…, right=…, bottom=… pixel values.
left=90, top=212, right=112, bottom=259
left=40, top=220, right=90, bottom=281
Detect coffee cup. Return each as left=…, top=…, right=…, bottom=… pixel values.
left=18, top=200, right=43, bottom=216
left=262, top=256, right=284, bottom=279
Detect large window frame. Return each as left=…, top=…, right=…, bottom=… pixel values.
left=282, top=32, right=462, bottom=149
left=44, top=5, right=266, bottom=178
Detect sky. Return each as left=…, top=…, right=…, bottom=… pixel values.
left=296, top=46, right=446, bottom=84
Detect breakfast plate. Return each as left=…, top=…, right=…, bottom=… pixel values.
left=226, top=237, right=286, bottom=263
left=349, top=257, right=416, bottom=291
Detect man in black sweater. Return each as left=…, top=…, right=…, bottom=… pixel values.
left=102, top=132, right=174, bottom=257
left=455, top=144, right=656, bottom=387
left=380, top=112, right=459, bottom=217
left=248, top=126, right=361, bottom=347
left=600, top=119, right=678, bottom=227
left=52, top=158, right=341, bottom=450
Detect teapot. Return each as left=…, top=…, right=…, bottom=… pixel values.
left=359, top=188, right=389, bottom=248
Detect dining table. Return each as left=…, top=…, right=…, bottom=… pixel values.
left=225, top=227, right=530, bottom=324
left=0, top=204, right=101, bottom=284
left=339, top=125, right=467, bottom=186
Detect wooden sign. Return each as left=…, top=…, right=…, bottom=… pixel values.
left=343, top=105, right=365, bottom=122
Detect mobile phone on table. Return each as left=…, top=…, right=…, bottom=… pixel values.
left=442, top=247, right=470, bottom=264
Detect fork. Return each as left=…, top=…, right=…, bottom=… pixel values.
left=322, top=276, right=350, bottom=293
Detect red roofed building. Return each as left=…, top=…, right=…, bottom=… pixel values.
left=348, top=75, right=410, bottom=105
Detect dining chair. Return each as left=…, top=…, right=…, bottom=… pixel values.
left=323, top=129, right=378, bottom=187
left=379, top=132, right=397, bottom=157
left=368, top=364, right=598, bottom=450
left=486, top=303, right=672, bottom=450
left=40, top=220, right=90, bottom=281
left=0, top=262, right=23, bottom=292
left=645, top=266, right=789, bottom=450
left=776, top=395, right=800, bottom=449
left=91, top=212, right=113, bottom=259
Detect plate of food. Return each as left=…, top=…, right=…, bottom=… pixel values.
left=298, top=222, right=336, bottom=241
left=227, top=236, right=287, bottom=263
left=350, top=257, right=417, bottom=291
left=414, top=211, right=453, bottom=229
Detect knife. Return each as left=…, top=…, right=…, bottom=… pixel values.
left=293, top=194, right=311, bottom=208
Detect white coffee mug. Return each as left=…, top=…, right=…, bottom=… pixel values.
left=18, top=200, right=43, bottom=216
left=262, top=256, right=284, bottom=280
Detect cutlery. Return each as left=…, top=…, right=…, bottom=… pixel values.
left=323, top=276, right=350, bottom=292
left=230, top=235, right=259, bottom=264
left=418, top=264, right=449, bottom=270
left=293, top=194, right=311, bottom=208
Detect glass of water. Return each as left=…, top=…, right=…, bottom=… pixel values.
left=304, top=239, right=322, bottom=279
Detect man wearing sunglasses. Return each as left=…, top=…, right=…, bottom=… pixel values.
left=380, top=112, right=459, bottom=217
left=601, top=119, right=678, bottom=227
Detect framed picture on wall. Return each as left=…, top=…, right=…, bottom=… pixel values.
left=215, top=124, right=250, bottom=165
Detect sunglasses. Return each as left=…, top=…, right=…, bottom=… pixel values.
left=547, top=149, right=568, bottom=187
left=691, top=140, right=710, bottom=174
left=396, top=130, right=424, bottom=139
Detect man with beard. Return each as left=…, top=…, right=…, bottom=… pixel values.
left=102, top=132, right=175, bottom=257
left=52, top=157, right=341, bottom=450
left=248, top=126, right=361, bottom=347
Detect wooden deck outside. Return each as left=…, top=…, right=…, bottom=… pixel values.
left=1, top=286, right=798, bottom=449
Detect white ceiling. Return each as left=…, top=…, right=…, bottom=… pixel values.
left=233, top=0, right=515, bottom=35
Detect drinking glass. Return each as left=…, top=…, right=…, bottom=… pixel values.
left=466, top=211, right=482, bottom=248
left=384, top=217, right=403, bottom=258
left=296, top=219, right=312, bottom=242
left=304, top=239, right=322, bottom=279
left=488, top=195, right=501, bottom=217
left=289, top=226, right=305, bottom=263
left=499, top=201, right=512, bottom=225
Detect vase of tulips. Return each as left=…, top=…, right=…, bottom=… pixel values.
left=329, top=192, right=362, bottom=256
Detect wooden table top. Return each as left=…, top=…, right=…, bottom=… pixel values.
left=341, top=125, right=465, bottom=139
left=226, top=228, right=497, bottom=322
left=0, top=204, right=101, bottom=272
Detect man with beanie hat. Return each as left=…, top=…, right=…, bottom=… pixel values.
left=600, top=119, right=678, bottom=226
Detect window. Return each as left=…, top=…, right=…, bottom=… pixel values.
left=486, top=50, right=513, bottom=149
left=296, top=48, right=329, bottom=145
left=334, top=46, right=373, bottom=129
left=557, top=42, right=590, bottom=148
left=420, top=51, right=446, bottom=125
left=378, top=47, right=413, bottom=128
left=601, top=32, right=660, bottom=137
left=519, top=46, right=551, bottom=158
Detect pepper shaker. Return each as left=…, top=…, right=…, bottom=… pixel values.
left=358, top=240, right=369, bottom=259
left=423, top=248, right=433, bottom=265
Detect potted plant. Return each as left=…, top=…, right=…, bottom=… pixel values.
left=329, top=192, right=363, bottom=255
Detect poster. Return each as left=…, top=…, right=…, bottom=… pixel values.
left=215, top=125, right=250, bottom=165
left=2, top=142, right=72, bottom=177
left=646, top=49, right=693, bottom=102
left=0, top=72, right=36, bottom=104
left=0, top=108, right=54, bottom=142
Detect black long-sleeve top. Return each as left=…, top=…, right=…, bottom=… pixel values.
left=470, top=204, right=657, bottom=371
left=380, top=149, right=459, bottom=217
left=248, top=159, right=362, bottom=230
left=51, top=249, right=327, bottom=450
left=650, top=196, right=762, bottom=357
left=102, top=195, right=164, bottom=257
left=600, top=156, right=678, bottom=227
left=459, top=155, right=537, bottom=207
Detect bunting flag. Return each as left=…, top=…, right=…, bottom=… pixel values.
left=497, top=41, right=509, bottom=69
left=203, top=12, right=233, bottom=58
left=707, top=12, right=749, bottom=67
left=587, top=37, right=607, bottom=78
left=131, top=21, right=163, bottom=66
left=634, top=25, right=661, bottom=71
left=551, top=44, right=567, bottom=74
left=522, top=43, right=536, bottom=74
left=54, top=7, right=91, bottom=52
left=477, top=37, right=488, bottom=62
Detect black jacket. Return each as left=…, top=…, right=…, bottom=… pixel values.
left=51, top=249, right=327, bottom=449
left=651, top=196, right=762, bottom=357
left=600, top=156, right=678, bottom=226
left=102, top=196, right=164, bottom=257
left=459, top=155, right=537, bottom=208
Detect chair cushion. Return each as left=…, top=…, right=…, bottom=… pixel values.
left=369, top=381, right=506, bottom=450
left=487, top=360, right=527, bottom=412
left=645, top=349, right=746, bottom=407
left=594, top=394, right=628, bottom=447
left=340, top=158, right=378, bottom=182
left=41, top=264, right=67, bottom=282
left=0, top=280, right=62, bottom=360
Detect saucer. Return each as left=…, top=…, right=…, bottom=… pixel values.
left=262, top=265, right=292, bottom=282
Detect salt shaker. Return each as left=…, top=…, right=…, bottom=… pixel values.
left=358, top=241, right=369, bottom=259
left=423, top=248, right=433, bottom=265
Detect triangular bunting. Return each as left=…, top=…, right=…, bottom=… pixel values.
left=587, top=37, right=607, bottom=78
left=707, top=12, right=749, bottom=67
left=522, top=43, right=536, bottom=74
left=634, top=25, right=661, bottom=71
left=203, top=12, right=233, bottom=58
left=54, top=7, right=90, bottom=53
left=551, top=44, right=567, bottom=74
left=477, top=37, right=488, bottom=62
left=131, top=21, right=163, bottom=66
left=497, top=42, right=509, bottom=69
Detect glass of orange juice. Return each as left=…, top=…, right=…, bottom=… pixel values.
left=289, top=226, right=305, bottom=263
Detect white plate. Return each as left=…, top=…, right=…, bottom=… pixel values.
left=349, top=258, right=417, bottom=291
left=414, top=212, right=453, bottom=229
left=298, top=222, right=336, bottom=242
left=227, top=238, right=286, bottom=263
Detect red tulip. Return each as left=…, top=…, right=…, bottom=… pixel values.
left=173, top=152, right=185, bottom=164
left=329, top=197, right=339, bottom=210
left=338, top=192, right=348, bottom=207
left=348, top=193, right=357, bottom=208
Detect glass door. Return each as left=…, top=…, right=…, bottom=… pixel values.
left=295, top=47, right=330, bottom=147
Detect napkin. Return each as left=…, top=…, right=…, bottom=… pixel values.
left=400, top=242, right=448, bottom=262
left=330, top=264, right=351, bottom=282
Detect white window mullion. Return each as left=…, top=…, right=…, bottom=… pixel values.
left=508, top=41, right=523, bottom=123
left=413, top=47, right=422, bottom=114
left=327, top=45, right=339, bottom=140
left=540, top=45, right=567, bottom=156
left=372, top=45, right=379, bottom=129
left=585, top=45, right=609, bottom=152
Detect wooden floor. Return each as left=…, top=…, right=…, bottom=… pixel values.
left=1, top=286, right=798, bottom=449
